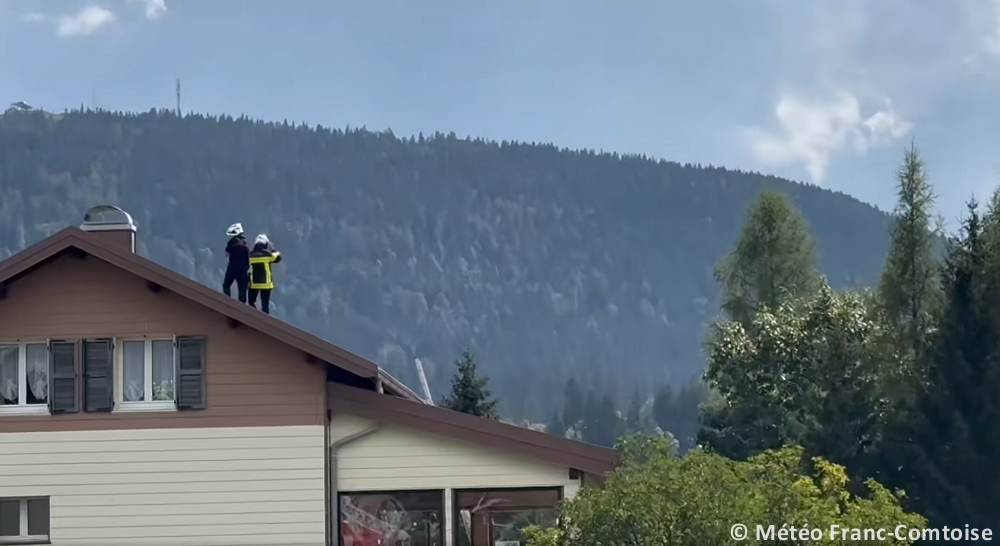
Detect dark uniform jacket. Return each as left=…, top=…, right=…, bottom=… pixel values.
left=225, top=235, right=250, bottom=274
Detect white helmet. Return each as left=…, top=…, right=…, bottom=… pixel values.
left=255, top=234, right=270, bottom=246
left=226, top=223, right=243, bottom=237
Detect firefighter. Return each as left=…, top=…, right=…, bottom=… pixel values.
left=248, top=234, right=282, bottom=314
left=222, top=223, right=249, bottom=302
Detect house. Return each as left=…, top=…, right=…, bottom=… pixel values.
left=0, top=205, right=618, bottom=546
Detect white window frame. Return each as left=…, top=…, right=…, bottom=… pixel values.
left=115, top=337, right=177, bottom=413
left=0, top=497, right=49, bottom=544
left=0, top=341, right=50, bottom=416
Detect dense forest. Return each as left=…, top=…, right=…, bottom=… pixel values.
left=0, top=107, right=891, bottom=424
left=523, top=147, right=1000, bottom=543
left=3, top=106, right=992, bottom=540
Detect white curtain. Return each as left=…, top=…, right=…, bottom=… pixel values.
left=24, top=344, right=48, bottom=404
left=0, top=346, right=17, bottom=404
left=151, top=340, right=174, bottom=400
left=122, top=341, right=145, bottom=402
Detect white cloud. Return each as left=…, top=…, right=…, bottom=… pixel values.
left=56, top=5, right=116, bottom=37
left=762, top=0, right=997, bottom=111
left=738, top=1, right=1000, bottom=182
left=129, top=0, right=166, bottom=20
left=748, top=92, right=912, bottom=183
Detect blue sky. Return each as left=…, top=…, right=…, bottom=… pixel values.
left=2, top=0, right=999, bottom=225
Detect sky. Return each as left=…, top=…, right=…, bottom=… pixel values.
left=1, top=0, right=999, bottom=225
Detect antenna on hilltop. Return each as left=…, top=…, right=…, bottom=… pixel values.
left=175, top=78, right=182, bottom=117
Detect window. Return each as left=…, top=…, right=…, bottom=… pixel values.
left=81, top=336, right=206, bottom=413
left=454, top=488, right=561, bottom=546
left=340, top=490, right=443, bottom=546
left=0, top=497, right=49, bottom=544
left=119, top=339, right=175, bottom=410
left=0, top=343, right=49, bottom=414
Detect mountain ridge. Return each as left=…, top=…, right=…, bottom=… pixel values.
left=0, top=107, right=892, bottom=419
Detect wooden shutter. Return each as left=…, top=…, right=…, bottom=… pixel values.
left=175, top=336, right=206, bottom=410
left=82, top=338, right=114, bottom=412
left=48, top=340, right=78, bottom=414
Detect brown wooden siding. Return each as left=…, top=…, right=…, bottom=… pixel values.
left=0, top=254, right=326, bottom=433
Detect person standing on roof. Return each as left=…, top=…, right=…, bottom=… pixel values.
left=248, top=233, right=282, bottom=314
left=222, top=223, right=250, bottom=303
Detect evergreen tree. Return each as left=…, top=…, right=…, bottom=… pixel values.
left=906, top=199, right=1000, bottom=529
left=625, top=387, right=643, bottom=433
left=876, top=144, right=941, bottom=402
left=561, top=378, right=586, bottom=434
left=652, top=380, right=705, bottom=454
left=714, top=189, right=820, bottom=328
left=439, top=350, right=499, bottom=419
left=545, top=409, right=566, bottom=438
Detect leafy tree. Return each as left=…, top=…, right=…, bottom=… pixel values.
left=714, top=189, right=821, bottom=328
left=700, top=281, right=887, bottom=470
left=524, top=435, right=926, bottom=546
left=439, top=350, right=499, bottom=419
left=904, top=199, right=1000, bottom=529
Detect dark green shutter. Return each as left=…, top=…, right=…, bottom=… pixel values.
left=175, top=336, right=207, bottom=410
left=48, top=340, right=78, bottom=414
left=82, top=338, right=114, bottom=412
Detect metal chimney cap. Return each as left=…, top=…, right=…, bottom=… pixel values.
left=81, top=205, right=137, bottom=232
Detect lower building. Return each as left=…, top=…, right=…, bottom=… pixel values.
left=0, top=206, right=617, bottom=546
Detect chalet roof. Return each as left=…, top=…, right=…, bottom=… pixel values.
left=0, top=226, right=420, bottom=400
left=0, top=226, right=620, bottom=473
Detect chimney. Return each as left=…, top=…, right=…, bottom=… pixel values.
left=80, top=205, right=137, bottom=253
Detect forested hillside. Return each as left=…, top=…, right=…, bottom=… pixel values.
left=0, top=108, right=892, bottom=419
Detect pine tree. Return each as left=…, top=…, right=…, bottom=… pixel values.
left=868, top=145, right=944, bottom=493
left=906, top=199, right=1000, bottom=528
left=439, top=350, right=500, bottom=419
left=561, top=378, right=586, bottom=433
left=876, top=144, right=941, bottom=398
left=546, top=409, right=566, bottom=438
left=625, top=387, right=643, bottom=433
left=715, top=189, right=820, bottom=328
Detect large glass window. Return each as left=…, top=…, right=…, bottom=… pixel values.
left=454, top=488, right=561, bottom=546
left=339, top=490, right=443, bottom=546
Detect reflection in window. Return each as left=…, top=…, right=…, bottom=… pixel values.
left=455, top=489, right=561, bottom=546
left=491, top=509, right=558, bottom=545
left=339, top=490, right=442, bottom=546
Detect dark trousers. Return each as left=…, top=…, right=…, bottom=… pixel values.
left=222, top=269, right=248, bottom=302
left=248, top=288, right=272, bottom=314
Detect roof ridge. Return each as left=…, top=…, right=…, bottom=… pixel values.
left=0, top=227, right=423, bottom=400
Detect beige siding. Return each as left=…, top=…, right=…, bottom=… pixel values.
left=0, top=425, right=327, bottom=545
left=330, top=414, right=580, bottom=497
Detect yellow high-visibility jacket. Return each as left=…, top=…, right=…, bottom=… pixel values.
left=249, top=250, right=282, bottom=290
